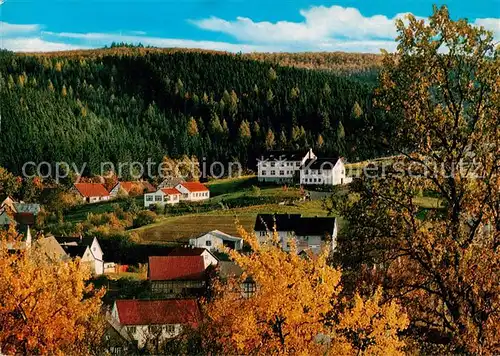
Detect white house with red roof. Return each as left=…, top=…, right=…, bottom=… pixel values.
left=110, top=299, right=201, bottom=348
left=72, top=183, right=110, bottom=203
left=143, top=182, right=209, bottom=208
left=175, top=182, right=210, bottom=202
left=143, top=188, right=181, bottom=208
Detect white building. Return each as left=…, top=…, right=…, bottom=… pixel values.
left=56, top=236, right=105, bottom=275
left=175, top=182, right=210, bottom=202
left=254, top=213, right=338, bottom=254
left=111, top=299, right=201, bottom=348
left=300, top=157, right=352, bottom=186
left=188, top=230, right=244, bottom=251
left=144, top=188, right=181, bottom=208
left=257, top=149, right=316, bottom=183
left=72, top=183, right=111, bottom=204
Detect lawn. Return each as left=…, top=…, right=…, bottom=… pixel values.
left=63, top=196, right=143, bottom=224
left=132, top=199, right=330, bottom=244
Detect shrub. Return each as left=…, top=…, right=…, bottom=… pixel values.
left=133, top=210, right=157, bottom=228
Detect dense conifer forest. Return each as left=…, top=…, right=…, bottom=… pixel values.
left=0, top=48, right=392, bottom=176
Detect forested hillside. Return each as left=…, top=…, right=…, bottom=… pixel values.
left=0, top=48, right=392, bottom=176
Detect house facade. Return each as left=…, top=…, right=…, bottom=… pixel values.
left=110, top=299, right=201, bottom=348
left=73, top=183, right=111, bottom=203
left=257, top=149, right=316, bottom=183
left=300, top=157, right=352, bottom=186
left=144, top=188, right=181, bottom=208
left=174, top=182, right=210, bottom=202
left=254, top=214, right=338, bottom=254
left=148, top=255, right=211, bottom=296
left=188, top=230, right=243, bottom=251
left=56, top=236, right=105, bottom=275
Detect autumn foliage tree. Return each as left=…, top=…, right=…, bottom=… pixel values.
left=329, top=6, right=499, bottom=354
left=0, top=227, right=105, bottom=354
left=204, top=227, right=409, bottom=355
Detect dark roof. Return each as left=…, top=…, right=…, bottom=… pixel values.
left=254, top=214, right=302, bottom=231
left=62, top=245, right=88, bottom=258
left=14, top=213, right=35, bottom=225
left=115, top=299, right=201, bottom=327
left=148, top=256, right=206, bottom=281
left=55, top=236, right=95, bottom=247
left=261, top=150, right=311, bottom=162
left=254, top=214, right=336, bottom=237
left=169, top=247, right=207, bottom=256
left=301, top=157, right=340, bottom=170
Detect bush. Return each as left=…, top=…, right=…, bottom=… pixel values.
left=132, top=210, right=157, bottom=228
left=251, top=185, right=261, bottom=196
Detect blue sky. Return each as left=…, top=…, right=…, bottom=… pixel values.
left=0, top=0, right=499, bottom=52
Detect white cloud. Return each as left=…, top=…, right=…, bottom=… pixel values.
left=191, top=5, right=424, bottom=44
left=41, top=31, right=276, bottom=52
left=1, top=37, right=84, bottom=52
left=474, top=18, right=500, bottom=39
left=0, top=21, right=39, bottom=35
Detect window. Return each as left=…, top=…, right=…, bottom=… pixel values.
left=164, top=195, right=169, bottom=202
left=262, top=171, right=266, bottom=176
left=279, top=170, right=284, bottom=176
left=271, top=162, right=275, bottom=167
left=128, top=326, right=136, bottom=334
left=243, top=281, right=256, bottom=298
left=270, top=170, right=276, bottom=175
left=148, top=325, right=160, bottom=333
left=165, top=324, right=176, bottom=333
left=155, top=195, right=162, bottom=202
left=206, top=240, right=212, bottom=246
left=313, top=178, right=317, bottom=183
left=305, top=170, right=309, bottom=174
left=260, top=231, right=266, bottom=237
left=296, top=162, right=300, bottom=167
left=146, top=195, right=153, bottom=202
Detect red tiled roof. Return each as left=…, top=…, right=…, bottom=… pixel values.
left=179, top=182, right=209, bottom=192
left=74, top=183, right=109, bottom=197
left=115, top=299, right=201, bottom=327
left=148, top=256, right=205, bottom=281
left=161, top=188, right=181, bottom=195
left=169, top=247, right=207, bottom=257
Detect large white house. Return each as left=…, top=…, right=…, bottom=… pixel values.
left=110, top=299, right=201, bottom=348
left=144, top=188, right=181, bottom=208
left=257, top=149, right=316, bottom=183
left=300, top=157, right=352, bottom=186
left=144, top=182, right=210, bottom=208
left=188, top=230, right=244, bottom=251
left=175, top=182, right=210, bottom=202
left=254, top=213, right=338, bottom=254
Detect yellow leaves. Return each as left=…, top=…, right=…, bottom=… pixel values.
left=204, top=226, right=408, bottom=355
left=0, top=229, right=105, bottom=354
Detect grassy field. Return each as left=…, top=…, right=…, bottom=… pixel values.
left=64, top=196, right=143, bottom=224
left=132, top=199, right=330, bottom=244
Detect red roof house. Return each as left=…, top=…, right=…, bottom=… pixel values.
left=73, top=183, right=110, bottom=203
left=161, top=188, right=181, bottom=196
left=148, top=255, right=206, bottom=281
left=113, top=299, right=201, bottom=327
left=175, top=182, right=210, bottom=202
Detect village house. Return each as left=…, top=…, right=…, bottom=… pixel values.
left=168, top=247, right=219, bottom=268
left=254, top=213, right=338, bottom=254
left=157, top=177, right=185, bottom=189
left=175, top=182, right=210, bottom=202
left=148, top=254, right=214, bottom=296
left=144, top=188, right=181, bottom=208
left=0, top=197, right=40, bottom=230
left=300, top=157, right=352, bottom=186
left=110, top=299, right=201, bottom=348
left=188, top=230, right=244, bottom=251
left=56, top=236, right=105, bottom=275
left=73, top=183, right=110, bottom=203
left=109, top=181, right=156, bottom=197
left=257, top=149, right=316, bottom=183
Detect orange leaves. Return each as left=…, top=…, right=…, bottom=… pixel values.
left=204, top=226, right=408, bottom=355
left=0, top=229, right=104, bottom=354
